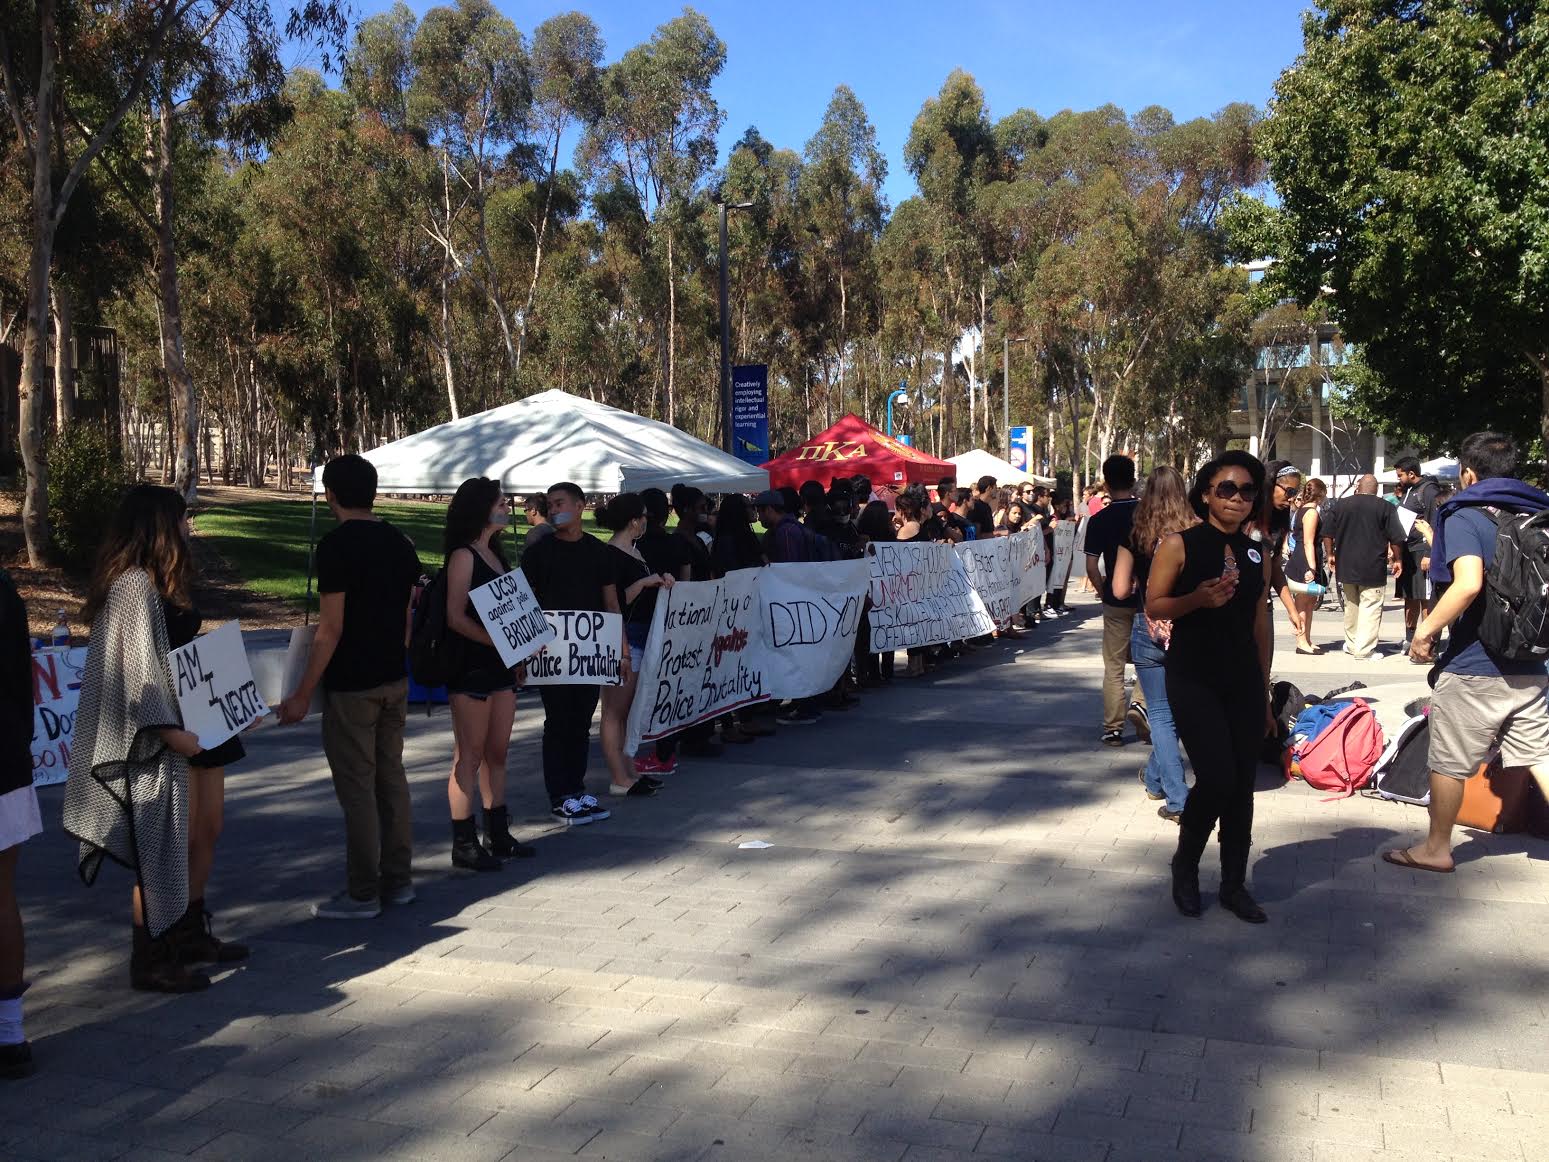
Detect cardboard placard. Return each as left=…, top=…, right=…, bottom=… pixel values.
left=524, top=610, right=625, bottom=686
left=30, top=645, right=87, bottom=786
left=168, top=621, right=270, bottom=751
left=468, top=569, right=555, bottom=668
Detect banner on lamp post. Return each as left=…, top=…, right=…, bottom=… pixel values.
left=731, top=364, right=769, bottom=466
left=1009, top=426, right=1030, bottom=472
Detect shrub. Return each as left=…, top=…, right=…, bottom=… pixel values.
left=48, top=424, right=127, bottom=570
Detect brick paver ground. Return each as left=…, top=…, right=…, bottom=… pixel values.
left=4, top=592, right=1547, bottom=1161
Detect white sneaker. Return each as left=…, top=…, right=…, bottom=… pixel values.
left=312, top=892, right=382, bottom=920
left=551, top=798, right=593, bottom=825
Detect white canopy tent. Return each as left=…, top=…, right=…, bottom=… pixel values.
left=947, top=448, right=1055, bottom=488
left=311, top=389, right=768, bottom=496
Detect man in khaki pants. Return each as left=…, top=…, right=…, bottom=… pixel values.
left=280, top=455, right=424, bottom=919
left=1323, top=474, right=1405, bottom=659
left=1082, top=455, right=1146, bottom=746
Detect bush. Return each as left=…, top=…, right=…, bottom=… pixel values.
left=48, top=424, right=127, bottom=570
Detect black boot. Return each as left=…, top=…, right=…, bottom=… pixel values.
left=483, top=805, right=536, bottom=859
left=1218, top=838, right=1268, bottom=924
left=174, top=898, right=250, bottom=965
left=131, top=923, right=211, bottom=994
left=1170, top=825, right=1210, bottom=918
left=452, top=817, right=501, bottom=871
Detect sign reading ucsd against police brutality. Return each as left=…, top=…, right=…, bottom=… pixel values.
left=524, top=610, right=625, bottom=685
left=168, top=620, right=270, bottom=751
left=626, top=570, right=767, bottom=752
left=867, top=541, right=994, bottom=651
left=759, top=559, right=871, bottom=699
left=468, top=569, right=555, bottom=668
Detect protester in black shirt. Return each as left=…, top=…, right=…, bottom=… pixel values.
left=1393, top=456, right=1442, bottom=651
left=638, top=489, right=692, bottom=583
left=1081, top=454, right=1146, bottom=745
left=441, top=479, right=528, bottom=872
left=670, top=487, right=714, bottom=581
left=520, top=482, right=623, bottom=825
left=970, top=476, right=997, bottom=538
left=0, top=570, right=39, bottom=1075
left=711, top=494, right=766, bottom=574
left=1322, top=474, right=1404, bottom=659
left=281, top=456, right=422, bottom=921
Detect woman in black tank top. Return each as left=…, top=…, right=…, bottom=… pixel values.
left=1146, top=451, right=1274, bottom=924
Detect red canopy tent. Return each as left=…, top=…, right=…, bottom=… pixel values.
left=761, top=413, right=955, bottom=490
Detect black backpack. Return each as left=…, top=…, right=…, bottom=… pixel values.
left=408, top=569, right=456, bottom=687
left=1479, top=509, right=1549, bottom=662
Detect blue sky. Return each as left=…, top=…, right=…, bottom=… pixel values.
left=315, top=0, right=1312, bottom=207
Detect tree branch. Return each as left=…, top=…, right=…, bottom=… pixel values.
left=0, top=27, right=34, bottom=163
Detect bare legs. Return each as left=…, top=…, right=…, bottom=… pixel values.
left=601, top=669, right=641, bottom=789
left=1393, top=761, right=1549, bottom=872
left=187, top=768, right=225, bottom=902
left=448, top=692, right=514, bottom=818
left=1294, top=593, right=1317, bottom=651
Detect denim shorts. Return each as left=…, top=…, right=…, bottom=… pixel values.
left=626, top=621, right=651, bottom=657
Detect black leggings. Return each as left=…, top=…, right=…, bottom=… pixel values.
left=1166, top=667, right=1264, bottom=846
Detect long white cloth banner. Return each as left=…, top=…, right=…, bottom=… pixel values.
left=1052, top=522, right=1078, bottom=590
left=626, top=571, right=768, bottom=751
left=1009, top=530, right=1048, bottom=610
left=866, top=541, right=995, bottom=651
left=759, top=559, right=871, bottom=700
left=955, top=537, right=1020, bottom=627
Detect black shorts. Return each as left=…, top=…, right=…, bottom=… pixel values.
left=190, top=735, right=244, bottom=770
left=447, top=664, right=516, bottom=699
left=1396, top=551, right=1428, bottom=601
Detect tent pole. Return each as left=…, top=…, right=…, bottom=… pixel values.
left=304, top=468, right=319, bottom=627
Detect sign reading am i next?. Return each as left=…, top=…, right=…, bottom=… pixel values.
left=168, top=620, right=270, bottom=751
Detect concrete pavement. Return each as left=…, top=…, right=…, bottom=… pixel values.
left=4, top=591, right=1548, bottom=1161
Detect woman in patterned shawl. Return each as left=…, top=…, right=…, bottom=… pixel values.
left=63, top=485, right=245, bottom=993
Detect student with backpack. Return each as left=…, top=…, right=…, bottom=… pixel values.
left=1146, top=451, right=1274, bottom=923
left=1387, top=432, right=1549, bottom=874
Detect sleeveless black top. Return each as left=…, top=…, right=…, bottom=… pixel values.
left=448, top=547, right=509, bottom=677
left=1164, top=522, right=1266, bottom=680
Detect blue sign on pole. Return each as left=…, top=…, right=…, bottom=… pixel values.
left=731, top=364, right=769, bottom=466
left=1008, top=425, right=1030, bottom=472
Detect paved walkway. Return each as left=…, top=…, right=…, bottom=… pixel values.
left=5, top=593, right=1548, bottom=1161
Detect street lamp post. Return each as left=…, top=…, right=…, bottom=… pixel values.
left=718, top=200, right=754, bottom=453
left=885, top=383, right=909, bottom=437
left=1003, top=335, right=1028, bottom=462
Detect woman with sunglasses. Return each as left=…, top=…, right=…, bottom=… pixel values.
left=1146, top=452, right=1274, bottom=924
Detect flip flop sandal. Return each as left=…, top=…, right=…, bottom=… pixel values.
left=1382, top=848, right=1454, bottom=874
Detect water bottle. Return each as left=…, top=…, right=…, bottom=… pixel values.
left=51, top=611, right=71, bottom=649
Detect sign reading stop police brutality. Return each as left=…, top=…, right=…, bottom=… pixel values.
left=626, top=570, right=767, bottom=752
left=759, top=559, right=871, bottom=699
left=30, top=645, right=87, bottom=786
left=468, top=569, right=555, bottom=669
left=168, top=620, right=270, bottom=751
left=524, top=610, right=625, bottom=686
left=867, top=541, right=994, bottom=651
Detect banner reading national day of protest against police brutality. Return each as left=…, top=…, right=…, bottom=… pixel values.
left=866, top=541, right=994, bottom=651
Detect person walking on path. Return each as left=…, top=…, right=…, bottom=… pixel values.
left=0, top=570, right=41, bottom=1076
left=520, top=482, right=624, bottom=825
left=1394, top=456, right=1443, bottom=654
left=1110, top=466, right=1198, bottom=823
left=441, top=478, right=531, bottom=872
left=1285, top=478, right=1328, bottom=655
left=1387, top=432, right=1549, bottom=874
left=1147, top=451, right=1274, bottom=924
left=1323, top=474, right=1405, bottom=659
left=63, top=486, right=246, bottom=992
left=1081, top=455, right=1147, bottom=746
left=279, top=455, right=423, bottom=920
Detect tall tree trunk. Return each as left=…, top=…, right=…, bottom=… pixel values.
left=439, top=271, right=459, bottom=420
left=16, top=0, right=59, bottom=565
left=155, top=93, right=199, bottom=503
left=51, top=282, right=74, bottom=431
left=942, top=345, right=955, bottom=455
left=515, top=132, right=562, bottom=384
left=665, top=228, right=677, bottom=427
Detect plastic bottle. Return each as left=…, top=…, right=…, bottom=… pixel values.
left=51, top=611, right=70, bottom=649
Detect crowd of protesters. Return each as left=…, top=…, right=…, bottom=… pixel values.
left=4, top=432, right=1546, bottom=1080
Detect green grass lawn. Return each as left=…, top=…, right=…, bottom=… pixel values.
left=194, top=496, right=605, bottom=612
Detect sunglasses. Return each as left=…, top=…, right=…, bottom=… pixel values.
left=1212, top=481, right=1259, bottom=502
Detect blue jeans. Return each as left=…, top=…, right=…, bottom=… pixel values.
left=1130, top=622, right=1188, bottom=813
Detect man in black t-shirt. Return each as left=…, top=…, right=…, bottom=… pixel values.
left=1393, top=456, right=1441, bottom=651
left=970, top=476, right=997, bottom=538
left=521, top=482, right=624, bottom=825
left=1081, top=454, right=1145, bottom=745
left=1323, top=474, right=1405, bottom=659
left=280, top=455, right=422, bottom=920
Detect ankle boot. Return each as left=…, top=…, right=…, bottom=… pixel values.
left=131, top=923, right=211, bottom=994
left=482, top=805, right=535, bottom=859
left=452, top=817, right=501, bottom=871
left=174, top=898, right=250, bottom=965
left=1170, top=825, right=1210, bottom=918
left=1218, top=839, right=1268, bottom=923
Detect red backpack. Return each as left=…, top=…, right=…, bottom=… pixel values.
left=1291, top=698, right=1384, bottom=800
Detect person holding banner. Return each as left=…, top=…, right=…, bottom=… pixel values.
left=0, top=570, right=40, bottom=1077
left=64, top=486, right=234, bottom=993
left=521, top=482, right=624, bottom=825
left=1110, top=467, right=1197, bottom=823
left=600, top=494, right=675, bottom=796
left=1146, top=452, right=1274, bottom=924
left=442, top=478, right=530, bottom=871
